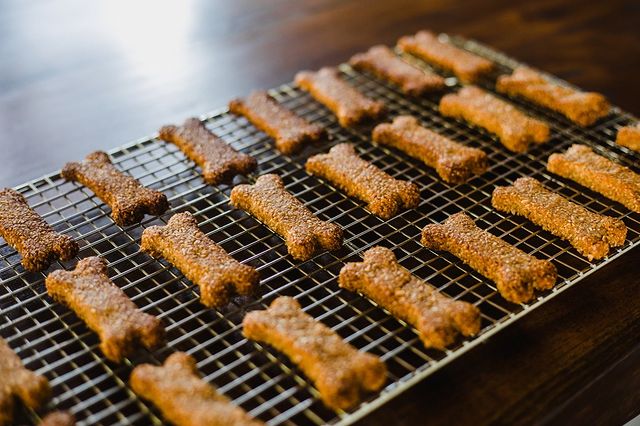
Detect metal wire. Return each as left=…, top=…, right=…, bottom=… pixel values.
left=1, top=35, right=639, bottom=426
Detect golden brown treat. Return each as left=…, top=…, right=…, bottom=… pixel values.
left=492, top=177, right=627, bottom=260
left=372, top=115, right=488, bottom=183
left=397, top=30, right=493, bottom=83
left=616, top=124, right=640, bottom=151
left=242, top=297, right=386, bottom=411
left=130, top=352, right=262, bottom=426
left=306, top=143, right=419, bottom=219
left=295, top=67, right=385, bottom=127
left=0, top=188, right=78, bottom=272
left=496, top=67, right=610, bottom=127
left=349, top=45, right=445, bottom=96
left=440, top=86, right=550, bottom=153
left=228, top=91, right=325, bottom=155
left=338, top=247, right=481, bottom=349
left=421, top=212, right=557, bottom=304
left=547, top=144, right=640, bottom=213
left=45, top=257, right=164, bottom=363
left=0, top=337, right=51, bottom=426
left=230, top=174, right=343, bottom=260
left=141, top=212, right=259, bottom=308
left=39, top=411, right=75, bottom=426
left=158, top=118, right=257, bottom=185
left=61, top=151, right=169, bottom=226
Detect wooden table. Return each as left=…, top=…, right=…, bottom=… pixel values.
left=1, top=0, right=638, bottom=424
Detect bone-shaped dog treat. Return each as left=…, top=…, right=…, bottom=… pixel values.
left=497, top=67, right=610, bottom=127
left=45, top=257, right=165, bottom=362
left=339, top=246, right=481, bottom=349
left=349, top=45, right=445, bottom=95
left=61, top=151, right=169, bottom=226
left=306, top=143, right=419, bottom=219
left=492, top=177, right=627, bottom=260
left=230, top=174, right=343, bottom=260
left=547, top=144, right=640, bottom=213
left=421, top=212, right=557, bottom=304
left=616, top=125, right=640, bottom=151
left=397, top=30, right=494, bottom=83
left=130, top=352, right=262, bottom=426
left=141, top=212, right=259, bottom=308
left=440, top=86, right=550, bottom=153
left=372, top=115, right=488, bottom=183
left=0, top=337, right=51, bottom=426
left=242, top=297, right=386, bottom=410
left=295, top=67, right=385, bottom=127
left=0, top=188, right=78, bottom=271
left=229, top=91, right=325, bottom=155
left=158, top=118, right=257, bottom=185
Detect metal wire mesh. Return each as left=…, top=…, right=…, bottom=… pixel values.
left=1, top=35, right=639, bottom=426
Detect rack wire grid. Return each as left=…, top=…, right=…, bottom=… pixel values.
left=1, top=34, right=639, bottom=426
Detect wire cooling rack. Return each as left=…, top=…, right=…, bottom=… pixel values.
left=1, top=34, right=639, bottom=426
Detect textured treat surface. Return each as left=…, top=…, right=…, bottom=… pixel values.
left=372, top=115, right=488, bottom=183
left=230, top=174, right=343, bottom=260
left=440, top=86, right=550, bottom=153
left=306, top=143, right=419, bottom=219
left=0, top=188, right=78, bottom=271
left=46, top=256, right=165, bottom=362
left=497, top=67, right=610, bottom=127
left=616, top=124, right=640, bottom=151
left=62, top=151, right=168, bottom=226
left=159, top=118, right=257, bottom=185
left=131, top=352, right=262, bottom=426
left=39, top=411, right=76, bottom=426
left=547, top=144, right=640, bottom=212
left=295, top=67, right=385, bottom=127
left=339, top=246, right=481, bottom=349
left=141, top=212, right=259, bottom=308
left=0, top=337, right=51, bottom=426
left=421, top=212, right=557, bottom=304
left=243, top=297, right=386, bottom=410
left=349, top=45, right=445, bottom=95
left=229, top=91, right=325, bottom=154
left=492, top=177, right=627, bottom=260
left=397, top=30, right=493, bottom=83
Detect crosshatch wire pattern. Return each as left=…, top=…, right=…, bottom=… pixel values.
left=1, top=35, right=640, bottom=426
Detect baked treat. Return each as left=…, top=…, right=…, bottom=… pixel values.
left=39, top=411, right=75, bottom=426
left=616, top=124, right=640, bottom=151
left=349, top=45, right=445, bottom=95
left=496, top=67, right=610, bottom=127
left=0, top=337, right=51, bottom=426
left=440, top=86, right=550, bottom=153
left=230, top=174, right=343, bottom=260
left=228, top=90, right=325, bottom=155
left=61, top=151, right=169, bottom=226
left=140, top=212, right=259, bottom=308
left=158, top=118, right=257, bottom=185
left=372, top=115, right=488, bottom=183
left=0, top=188, right=78, bottom=271
left=45, top=256, right=165, bottom=363
left=547, top=144, right=640, bottom=213
left=130, top=352, right=262, bottom=426
left=492, top=177, right=627, bottom=260
left=421, top=212, right=557, bottom=304
left=306, top=143, right=420, bottom=219
left=295, top=67, right=385, bottom=127
left=242, top=297, right=386, bottom=410
left=397, top=30, right=493, bottom=83
left=339, top=246, right=481, bottom=349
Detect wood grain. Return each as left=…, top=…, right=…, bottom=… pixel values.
left=1, top=0, right=639, bottom=424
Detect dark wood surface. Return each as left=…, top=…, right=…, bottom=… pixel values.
left=1, top=0, right=639, bottom=425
